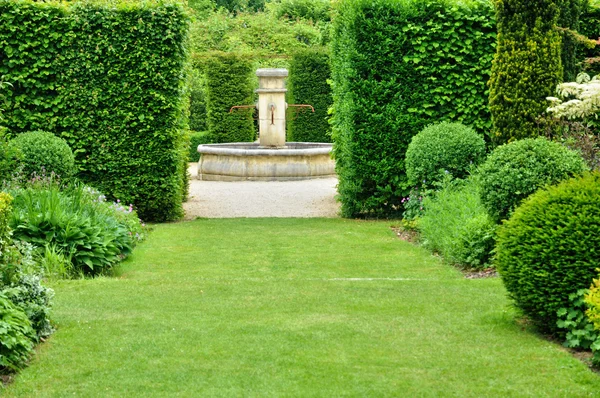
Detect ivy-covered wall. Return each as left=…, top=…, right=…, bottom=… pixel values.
left=0, top=0, right=189, bottom=222
left=287, top=48, right=332, bottom=143
left=330, top=0, right=495, bottom=217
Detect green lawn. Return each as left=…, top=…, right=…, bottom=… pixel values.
left=4, top=219, right=600, bottom=396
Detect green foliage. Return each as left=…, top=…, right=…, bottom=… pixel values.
left=557, top=289, right=599, bottom=349
left=488, top=0, right=563, bottom=145
left=0, top=192, right=12, bottom=257
left=273, top=0, right=331, bottom=22
left=418, top=177, right=496, bottom=270
left=0, top=292, right=34, bottom=373
left=405, top=122, right=486, bottom=188
left=330, top=0, right=496, bottom=217
left=478, top=137, right=587, bottom=222
left=189, top=8, right=326, bottom=55
left=0, top=131, right=21, bottom=182
left=0, top=241, right=54, bottom=341
left=204, top=53, right=255, bottom=143
left=188, top=131, right=213, bottom=162
left=287, top=48, right=332, bottom=143
left=9, top=131, right=75, bottom=180
left=585, top=274, right=600, bottom=365
left=0, top=0, right=189, bottom=222
left=577, top=3, right=600, bottom=75
left=8, top=183, right=144, bottom=277
left=558, top=0, right=585, bottom=81
left=188, top=69, right=208, bottom=132
left=496, top=172, right=600, bottom=334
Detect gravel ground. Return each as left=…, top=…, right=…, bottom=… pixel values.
left=183, top=163, right=340, bottom=219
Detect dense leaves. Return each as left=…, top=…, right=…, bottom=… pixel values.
left=419, top=177, right=496, bottom=270
left=287, top=48, right=332, bottom=143
left=204, top=53, right=255, bottom=143
left=488, top=0, right=563, bottom=145
left=9, top=131, right=75, bottom=180
left=496, top=172, right=600, bottom=334
left=331, top=0, right=496, bottom=217
left=405, top=122, right=486, bottom=187
left=0, top=0, right=189, bottom=221
left=478, top=137, right=587, bottom=222
left=0, top=293, right=34, bottom=373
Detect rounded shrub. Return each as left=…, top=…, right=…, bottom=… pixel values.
left=478, top=137, right=587, bottom=222
left=9, top=131, right=76, bottom=180
left=496, top=172, right=600, bottom=335
left=405, top=122, right=486, bottom=186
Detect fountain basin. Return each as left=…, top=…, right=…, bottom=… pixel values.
left=197, top=142, right=335, bottom=181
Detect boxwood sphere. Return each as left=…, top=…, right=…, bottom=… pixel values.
left=496, top=172, right=600, bottom=335
left=405, top=121, right=485, bottom=186
left=478, top=137, right=587, bottom=222
left=10, top=131, right=76, bottom=180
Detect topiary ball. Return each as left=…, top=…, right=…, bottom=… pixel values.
left=9, top=131, right=76, bottom=180
left=496, top=172, right=600, bottom=335
left=478, top=137, right=587, bottom=222
left=405, top=121, right=485, bottom=187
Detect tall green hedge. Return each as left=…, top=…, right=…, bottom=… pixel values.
left=578, top=2, right=600, bottom=75
left=559, top=0, right=585, bottom=81
left=331, top=0, right=496, bottom=217
left=488, top=0, right=563, bottom=145
left=203, top=53, right=255, bottom=143
left=0, top=0, right=189, bottom=222
left=287, top=48, right=332, bottom=143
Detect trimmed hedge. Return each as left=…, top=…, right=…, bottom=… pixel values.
left=0, top=0, right=189, bottom=221
left=405, top=122, right=486, bottom=187
left=287, top=48, right=332, bottom=143
left=578, top=3, right=600, bottom=75
left=496, top=172, right=600, bottom=334
left=204, top=53, right=255, bottom=143
left=188, top=130, right=212, bottom=162
left=488, top=0, right=563, bottom=145
left=559, top=0, right=584, bottom=82
left=478, top=137, right=587, bottom=222
left=331, top=0, right=496, bottom=217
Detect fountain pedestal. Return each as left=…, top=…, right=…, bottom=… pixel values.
left=256, top=68, right=287, bottom=148
left=197, top=68, right=335, bottom=181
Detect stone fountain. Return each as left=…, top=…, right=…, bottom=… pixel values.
left=197, top=68, right=335, bottom=181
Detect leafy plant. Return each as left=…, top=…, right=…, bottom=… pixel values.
left=546, top=72, right=600, bottom=125
left=8, top=183, right=139, bottom=277
left=405, top=122, right=486, bottom=188
left=0, top=292, right=34, bottom=373
left=557, top=289, right=599, bottom=350
left=272, top=0, right=331, bottom=23
left=585, top=274, right=600, bottom=366
left=418, top=177, right=496, bottom=270
left=539, top=117, right=600, bottom=171
left=401, top=186, right=430, bottom=221
left=9, top=131, right=76, bottom=181
left=0, top=131, right=22, bottom=182
left=495, top=172, right=600, bottom=335
left=478, top=137, right=587, bottom=222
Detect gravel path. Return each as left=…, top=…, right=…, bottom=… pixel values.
left=183, top=163, right=340, bottom=219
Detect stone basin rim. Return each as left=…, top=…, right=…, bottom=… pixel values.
left=198, top=142, right=333, bottom=157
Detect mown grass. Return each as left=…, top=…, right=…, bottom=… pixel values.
left=3, top=218, right=600, bottom=396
